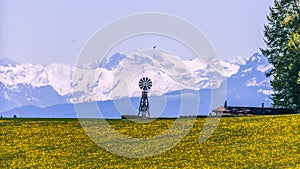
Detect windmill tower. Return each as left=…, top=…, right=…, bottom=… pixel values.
left=138, top=77, right=152, bottom=118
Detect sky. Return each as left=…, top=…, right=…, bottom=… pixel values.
left=0, top=0, right=274, bottom=65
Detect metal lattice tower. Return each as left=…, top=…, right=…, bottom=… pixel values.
left=138, top=77, right=152, bottom=118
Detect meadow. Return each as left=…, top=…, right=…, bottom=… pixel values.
left=0, top=115, right=299, bottom=168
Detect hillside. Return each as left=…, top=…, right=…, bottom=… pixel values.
left=1, top=115, right=299, bottom=168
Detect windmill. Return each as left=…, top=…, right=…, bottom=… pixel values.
left=138, top=77, right=152, bottom=118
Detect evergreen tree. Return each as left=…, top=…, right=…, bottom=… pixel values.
left=261, top=0, right=300, bottom=112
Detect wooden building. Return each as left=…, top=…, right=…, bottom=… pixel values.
left=212, top=102, right=296, bottom=116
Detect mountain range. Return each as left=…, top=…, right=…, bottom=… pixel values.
left=0, top=52, right=273, bottom=118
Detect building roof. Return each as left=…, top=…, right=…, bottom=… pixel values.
left=212, top=106, right=230, bottom=113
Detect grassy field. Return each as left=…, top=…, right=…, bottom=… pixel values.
left=0, top=115, right=299, bottom=168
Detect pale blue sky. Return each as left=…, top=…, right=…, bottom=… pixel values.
left=0, top=0, right=273, bottom=65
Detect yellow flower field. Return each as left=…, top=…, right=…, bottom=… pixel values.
left=0, top=115, right=299, bottom=168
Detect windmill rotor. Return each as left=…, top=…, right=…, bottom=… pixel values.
left=139, top=77, right=152, bottom=91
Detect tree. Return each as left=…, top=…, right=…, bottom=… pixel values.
left=261, top=0, right=300, bottom=112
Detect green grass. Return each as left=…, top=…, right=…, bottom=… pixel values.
left=1, top=115, right=299, bottom=168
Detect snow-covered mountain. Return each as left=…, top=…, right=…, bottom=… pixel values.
left=226, top=53, right=273, bottom=106
left=0, top=60, right=72, bottom=111
left=71, top=49, right=242, bottom=103
left=0, top=52, right=272, bottom=114
left=0, top=82, right=68, bottom=113
left=0, top=62, right=73, bottom=96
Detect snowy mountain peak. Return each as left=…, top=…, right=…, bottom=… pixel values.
left=0, top=58, right=18, bottom=67
left=99, top=53, right=126, bottom=70
left=245, top=53, right=272, bottom=73
left=229, top=56, right=246, bottom=65
left=247, top=53, right=267, bottom=64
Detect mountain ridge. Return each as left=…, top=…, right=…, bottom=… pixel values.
left=0, top=52, right=273, bottom=115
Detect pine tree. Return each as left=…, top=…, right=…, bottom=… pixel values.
left=261, top=0, right=300, bottom=112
